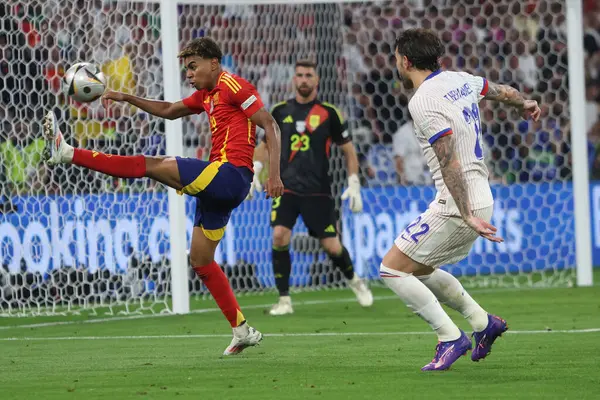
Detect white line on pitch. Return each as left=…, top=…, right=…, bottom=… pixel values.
left=0, top=285, right=572, bottom=331
left=0, top=295, right=399, bottom=331
left=1, top=328, right=600, bottom=341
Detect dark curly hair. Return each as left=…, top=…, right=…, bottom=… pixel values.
left=394, top=28, right=444, bottom=72
left=178, top=37, right=222, bottom=62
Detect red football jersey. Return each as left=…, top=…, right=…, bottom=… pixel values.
left=182, top=72, right=264, bottom=170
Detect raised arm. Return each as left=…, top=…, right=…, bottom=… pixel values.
left=102, top=91, right=194, bottom=120
left=483, top=82, right=541, bottom=121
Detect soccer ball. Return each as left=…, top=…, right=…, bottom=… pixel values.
left=62, top=62, right=107, bottom=103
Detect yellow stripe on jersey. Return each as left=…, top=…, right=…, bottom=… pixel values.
left=221, top=79, right=239, bottom=94
left=201, top=225, right=226, bottom=241
left=181, top=161, right=223, bottom=195
left=270, top=100, right=288, bottom=114
left=322, top=102, right=344, bottom=124
left=220, top=127, right=230, bottom=162
left=247, top=119, right=252, bottom=144
left=222, top=76, right=241, bottom=93
left=224, top=75, right=242, bottom=90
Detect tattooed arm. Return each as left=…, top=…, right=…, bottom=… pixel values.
left=432, top=133, right=503, bottom=242
left=483, top=81, right=541, bottom=121
left=431, top=134, right=472, bottom=220
left=484, top=82, right=526, bottom=108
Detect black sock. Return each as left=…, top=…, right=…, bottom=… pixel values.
left=272, top=245, right=291, bottom=296
left=330, top=246, right=355, bottom=280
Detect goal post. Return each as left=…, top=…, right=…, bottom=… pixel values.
left=565, top=0, right=593, bottom=287
left=160, top=0, right=189, bottom=314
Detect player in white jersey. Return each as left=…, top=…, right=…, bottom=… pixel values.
left=380, top=29, right=541, bottom=371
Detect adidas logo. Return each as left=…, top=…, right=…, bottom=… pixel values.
left=283, top=115, right=293, bottom=123
left=324, top=225, right=335, bottom=233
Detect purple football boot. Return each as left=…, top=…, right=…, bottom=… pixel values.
left=471, top=314, right=508, bottom=362
left=421, top=331, right=472, bottom=371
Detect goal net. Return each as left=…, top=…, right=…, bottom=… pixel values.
left=0, top=0, right=581, bottom=316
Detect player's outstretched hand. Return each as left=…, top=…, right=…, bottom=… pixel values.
left=465, top=215, right=504, bottom=243
left=341, top=174, right=363, bottom=213
left=101, top=90, right=126, bottom=109
left=522, top=100, right=541, bottom=122
left=264, top=176, right=284, bottom=199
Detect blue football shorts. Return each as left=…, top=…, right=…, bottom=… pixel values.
left=176, top=157, right=252, bottom=241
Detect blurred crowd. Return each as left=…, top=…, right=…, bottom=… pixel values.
left=1, top=0, right=600, bottom=199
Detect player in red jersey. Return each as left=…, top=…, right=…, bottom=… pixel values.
left=43, top=37, right=284, bottom=355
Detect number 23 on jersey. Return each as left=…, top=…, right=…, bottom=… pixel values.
left=290, top=134, right=310, bottom=152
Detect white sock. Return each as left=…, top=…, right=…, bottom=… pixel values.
left=418, top=269, right=489, bottom=332
left=62, top=145, right=75, bottom=163
left=232, top=321, right=249, bottom=338
left=380, top=265, right=461, bottom=342
left=54, top=124, right=74, bottom=163
left=62, top=145, right=74, bottom=163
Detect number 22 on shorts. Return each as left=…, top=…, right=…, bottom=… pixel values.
left=400, top=216, right=430, bottom=244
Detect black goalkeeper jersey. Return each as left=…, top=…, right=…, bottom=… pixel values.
left=271, top=98, right=350, bottom=196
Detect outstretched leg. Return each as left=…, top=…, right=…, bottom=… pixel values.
left=43, top=111, right=183, bottom=190
left=45, top=111, right=262, bottom=355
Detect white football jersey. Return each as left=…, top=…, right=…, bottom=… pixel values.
left=408, top=70, right=494, bottom=215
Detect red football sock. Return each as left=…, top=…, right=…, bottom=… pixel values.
left=72, top=149, right=146, bottom=178
left=193, top=261, right=245, bottom=327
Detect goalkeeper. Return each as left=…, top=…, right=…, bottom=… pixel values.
left=249, top=60, right=373, bottom=315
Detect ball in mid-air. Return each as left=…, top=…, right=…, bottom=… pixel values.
left=62, top=62, right=106, bottom=103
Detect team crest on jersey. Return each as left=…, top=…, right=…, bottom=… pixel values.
left=309, top=115, right=321, bottom=130
left=208, top=93, right=219, bottom=114
left=295, top=120, right=306, bottom=133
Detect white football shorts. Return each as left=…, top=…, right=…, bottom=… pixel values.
left=394, top=206, right=493, bottom=268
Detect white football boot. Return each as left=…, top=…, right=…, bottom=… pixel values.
left=43, top=111, right=73, bottom=165
left=269, top=296, right=294, bottom=316
left=348, top=275, right=374, bottom=307
left=223, top=324, right=263, bottom=356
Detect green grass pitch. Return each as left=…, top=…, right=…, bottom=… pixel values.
left=1, top=284, right=599, bottom=400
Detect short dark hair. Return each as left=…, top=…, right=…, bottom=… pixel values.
left=295, top=59, right=317, bottom=70
left=178, top=37, right=222, bottom=62
left=394, top=29, right=444, bottom=72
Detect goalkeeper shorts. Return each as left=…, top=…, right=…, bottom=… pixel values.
left=270, top=192, right=338, bottom=239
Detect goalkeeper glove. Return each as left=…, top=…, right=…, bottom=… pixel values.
left=341, top=174, right=363, bottom=213
left=246, top=161, right=264, bottom=199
